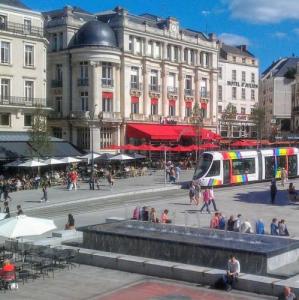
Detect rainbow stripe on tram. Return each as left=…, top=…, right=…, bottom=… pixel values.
left=273, top=148, right=295, bottom=156
left=208, top=178, right=222, bottom=186
left=222, top=151, right=242, bottom=160
left=231, top=175, right=248, bottom=184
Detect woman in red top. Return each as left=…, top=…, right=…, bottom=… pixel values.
left=0, top=259, right=16, bottom=278
left=161, top=209, right=171, bottom=224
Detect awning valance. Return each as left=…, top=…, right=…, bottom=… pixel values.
left=102, top=92, right=113, bottom=99
left=131, top=96, right=139, bottom=103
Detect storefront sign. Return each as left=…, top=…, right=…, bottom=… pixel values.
left=227, top=81, right=258, bottom=89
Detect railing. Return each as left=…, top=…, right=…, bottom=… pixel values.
left=51, top=80, right=63, bottom=88
left=99, top=111, right=122, bottom=120
left=184, top=89, right=194, bottom=96
left=70, top=111, right=90, bottom=119
left=130, top=113, right=146, bottom=121
left=48, top=111, right=63, bottom=119
left=102, top=79, right=114, bottom=88
left=0, top=96, right=48, bottom=107
left=167, top=87, right=178, bottom=94
left=200, top=90, right=210, bottom=98
left=130, top=82, right=142, bottom=90
left=149, top=84, right=160, bottom=92
left=77, top=78, right=89, bottom=87
left=0, top=21, right=44, bottom=38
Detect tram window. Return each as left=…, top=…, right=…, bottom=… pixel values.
left=265, top=156, right=275, bottom=179
left=194, top=153, right=213, bottom=179
left=288, top=155, right=297, bottom=177
left=207, top=160, right=220, bottom=177
left=277, top=156, right=286, bottom=170
left=232, top=158, right=255, bottom=175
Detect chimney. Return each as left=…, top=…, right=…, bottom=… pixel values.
left=238, top=45, right=247, bottom=52
left=209, top=33, right=216, bottom=41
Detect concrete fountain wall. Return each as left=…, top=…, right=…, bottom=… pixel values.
left=78, top=220, right=299, bottom=275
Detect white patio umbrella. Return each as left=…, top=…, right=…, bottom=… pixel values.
left=109, top=154, right=135, bottom=161
left=18, top=160, right=47, bottom=167
left=0, top=213, right=7, bottom=221
left=0, top=215, right=56, bottom=238
left=42, top=158, right=65, bottom=165
left=60, top=157, right=81, bottom=164
left=4, top=160, right=22, bottom=167
left=80, top=152, right=101, bottom=160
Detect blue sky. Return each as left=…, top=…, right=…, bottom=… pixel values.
left=23, top=0, right=299, bottom=72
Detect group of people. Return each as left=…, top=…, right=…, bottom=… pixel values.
left=165, top=162, right=181, bottom=183
left=132, top=206, right=172, bottom=224
left=189, top=182, right=218, bottom=213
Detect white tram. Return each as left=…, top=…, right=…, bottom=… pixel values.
left=193, top=147, right=299, bottom=187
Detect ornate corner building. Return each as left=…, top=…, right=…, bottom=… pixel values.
left=45, top=6, right=219, bottom=152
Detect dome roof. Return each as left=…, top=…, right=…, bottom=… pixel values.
left=70, top=20, right=118, bottom=49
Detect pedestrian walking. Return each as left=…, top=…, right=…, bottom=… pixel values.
left=175, top=165, right=181, bottom=183
left=3, top=181, right=12, bottom=202
left=3, top=201, right=10, bottom=218
left=194, top=183, right=201, bottom=205
left=281, top=168, right=287, bottom=187
left=189, top=182, right=196, bottom=205
left=200, top=189, right=211, bottom=213
left=16, top=205, right=24, bottom=216
left=270, top=179, right=277, bottom=204
left=89, top=175, right=95, bottom=190
left=0, top=180, right=3, bottom=201
left=209, top=186, right=218, bottom=211
left=40, top=183, right=48, bottom=202
left=107, top=172, right=114, bottom=188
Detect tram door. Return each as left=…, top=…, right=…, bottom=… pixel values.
left=223, top=160, right=230, bottom=184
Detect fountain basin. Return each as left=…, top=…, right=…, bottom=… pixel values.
left=78, top=221, right=299, bottom=275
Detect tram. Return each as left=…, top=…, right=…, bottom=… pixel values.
left=193, top=147, right=299, bottom=187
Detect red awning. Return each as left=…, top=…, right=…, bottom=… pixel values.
left=151, top=98, right=158, bottom=105
left=201, top=102, right=207, bottom=109
left=102, top=92, right=113, bottom=99
left=169, top=100, right=176, bottom=107
left=231, top=140, right=257, bottom=147
left=131, top=96, right=139, bottom=103
left=126, top=123, right=221, bottom=141
left=185, top=101, right=192, bottom=109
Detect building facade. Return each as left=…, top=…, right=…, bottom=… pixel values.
left=291, top=63, right=299, bottom=135
left=218, top=44, right=259, bottom=138
left=259, top=57, right=299, bottom=138
left=45, top=6, right=219, bottom=152
left=0, top=0, right=49, bottom=132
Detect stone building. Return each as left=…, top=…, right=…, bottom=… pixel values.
left=259, top=57, right=299, bottom=138
left=218, top=43, right=259, bottom=138
left=0, top=0, right=49, bottom=132
left=45, top=6, right=219, bottom=152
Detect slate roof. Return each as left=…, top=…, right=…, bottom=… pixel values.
left=0, top=0, right=28, bottom=9
left=220, top=44, right=255, bottom=58
left=261, top=57, right=299, bottom=78
left=0, top=132, right=62, bottom=142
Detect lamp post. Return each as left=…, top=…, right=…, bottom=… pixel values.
left=89, top=104, right=98, bottom=180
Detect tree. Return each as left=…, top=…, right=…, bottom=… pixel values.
left=250, top=105, right=265, bottom=142
left=190, top=101, right=204, bottom=160
left=29, top=108, right=52, bottom=158
left=221, top=103, right=237, bottom=138
left=284, top=67, right=296, bottom=80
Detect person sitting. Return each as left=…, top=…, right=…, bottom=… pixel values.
left=65, top=214, right=75, bottom=230
left=210, top=212, right=219, bottom=229
left=223, top=255, right=240, bottom=291
left=278, top=286, right=297, bottom=300
left=149, top=208, right=159, bottom=223
left=271, top=218, right=279, bottom=235
left=227, top=215, right=235, bottom=231
left=255, top=219, right=265, bottom=234
left=278, top=219, right=289, bottom=236
left=240, top=220, right=253, bottom=233
left=161, top=209, right=171, bottom=223
left=288, top=183, right=299, bottom=202
left=218, top=213, right=226, bottom=230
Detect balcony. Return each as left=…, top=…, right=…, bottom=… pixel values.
left=200, top=90, right=210, bottom=98
left=51, top=80, right=63, bottom=88
left=48, top=111, right=63, bottom=119
left=167, top=87, right=178, bottom=94
left=70, top=111, right=90, bottom=119
left=130, top=113, right=147, bottom=121
left=0, top=21, right=43, bottom=38
left=130, top=82, right=142, bottom=90
left=184, top=89, right=194, bottom=97
left=102, top=79, right=114, bottom=88
left=148, top=115, right=161, bottom=122
left=0, top=96, right=49, bottom=108
left=149, top=84, right=160, bottom=93
left=77, top=78, right=89, bottom=87
left=99, top=111, right=122, bottom=121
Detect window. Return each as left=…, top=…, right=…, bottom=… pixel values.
left=242, top=57, right=246, bottom=64
left=52, top=127, right=62, bottom=139
left=131, top=102, right=139, bottom=114
left=251, top=89, right=255, bottom=100
left=167, top=45, right=171, bottom=60
left=0, top=15, right=7, bottom=29
left=0, top=113, right=10, bottom=126
left=190, top=49, right=195, bottom=65
left=251, top=59, right=255, bottom=65
left=151, top=103, right=158, bottom=115
left=52, top=33, right=57, bottom=51
left=131, top=67, right=139, bottom=89
left=0, top=41, right=10, bottom=64
left=167, top=73, right=176, bottom=90
left=264, top=156, right=275, bottom=179
left=218, top=105, right=222, bottom=113
left=55, top=96, right=62, bottom=112
left=232, top=87, right=237, bottom=99
left=150, top=70, right=158, bottom=90
left=241, top=88, right=246, bottom=99
left=25, top=45, right=34, bottom=67
left=100, top=127, right=113, bottom=149
left=80, top=91, right=88, bottom=111
left=232, top=70, right=236, bottom=81
left=77, top=127, right=90, bottom=149
left=232, top=158, right=255, bottom=175
left=251, top=73, right=255, bottom=83
left=173, top=46, right=179, bottom=61
left=288, top=155, right=298, bottom=177
left=24, top=114, right=32, bottom=126
left=24, top=19, right=31, bottom=34
left=153, top=42, right=161, bottom=58
left=184, top=48, right=188, bottom=62
left=241, top=71, right=246, bottom=82
left=80, top=61, right=88, bottom=79
left=218, top=67, right=222, bottom=79
left=24, top=81, right=34, bottom=99
left=128, top=36, right=133, bottom=52
left=185, top=106, right=192, bottom=117
left=102, top=97, right=112, bottom=112
left=169, top=105, right=175, bottom=116
left=200, top=52, right=209, bottom=67
left=147, top=40, right=153, bottom=56
left=59, top=32, right=63, bottom=50
left=250, top=107, right=254, bottom=114
left=185, top=75, right=192, bottom=91
left=0, top=78, right=10, bottom=99
left=241, top=107, right=246, bottom=114
left=102, top=62, right=113, bottom=86
left=207, top=160, right=220, bottom=177
left=232, top=56, right=236, bottom=62
left=56, top=64, right=63, bottom=81
left=135, top=37, right=141, bottom=55
left=218, top=85, right=222, bottom=101
left=232, top=105, right=237, bottom=113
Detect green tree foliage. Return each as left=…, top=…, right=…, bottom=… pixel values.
left=250, top=105, right=265, bottom=140
left=284, top=67, right=297, bottom=80
left=221, top=103, right=237, bottom=138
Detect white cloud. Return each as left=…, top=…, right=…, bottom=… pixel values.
left=225, top=0, right=299, bottom=23
left=218, top=33, right=250, bottom=46
left=273, top=32, right=287, bottom=39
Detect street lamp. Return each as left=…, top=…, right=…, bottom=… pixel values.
left=89, top=104, right=98, bottom=180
